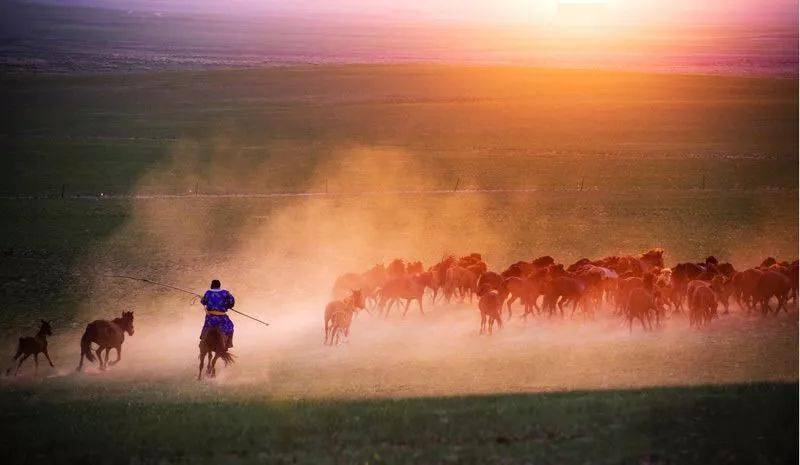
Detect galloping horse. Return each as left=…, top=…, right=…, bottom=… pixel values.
left=6, top=320, right=55, bottom=376
left=77, top=311, right=134, bottom=371
left=324, top=289, right=365, bottom=345
left=198, top=326, right=234, bottom=379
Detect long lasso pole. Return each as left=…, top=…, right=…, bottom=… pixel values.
left=105, top=275, right=270, bottom=326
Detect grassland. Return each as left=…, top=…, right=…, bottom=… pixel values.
left=1, top=66, right=797, bottom=195
left=0, top=381, right=795, bottom=465
left=0, top=65, right=798, bottom=463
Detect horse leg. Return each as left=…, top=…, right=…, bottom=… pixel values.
left=480, top=313, right=486, bottom=335
left=417, top=297, right=424, bottom=316
left=198, top=350, right=206, bottom=380
left=210, top=354, right=220, bottom=377
left=33, top=354, right=39, bottom=375
left=43, top=348, right=55, bottom=367
left=14, top=353, right=30, bottom=376
left=96, top=348, right=105, bottom=370
left=402, top=299, right=412, bottom=317
left=104, top=348, right=111, bottom=367
left=206, top=353, right=213, bottom=374
left=507, top=295, right=516, bottom=319
left=384, top=298, right=394, bottom=318
left=110, top=345, right=122, bottom=366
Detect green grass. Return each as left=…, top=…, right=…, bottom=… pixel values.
left=1, top=66, right=797, bottom=195
left=0, top=381, right=795, bottom=464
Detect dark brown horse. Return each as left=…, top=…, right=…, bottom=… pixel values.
left=198, top=326, right=234, bottom=379
left=77, top=311, right=134, bottom=372
left=6, top=320, right=55, bottom=376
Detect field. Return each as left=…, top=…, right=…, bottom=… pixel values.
left=0, top=65, right=798, bottom=463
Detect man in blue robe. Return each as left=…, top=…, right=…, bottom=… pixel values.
left=200, top=279, right=236, bottom=348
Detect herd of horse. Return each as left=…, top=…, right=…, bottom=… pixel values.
left=324, top=249, right=799, bottom=343
left=5, top=248, right=797, bottom=374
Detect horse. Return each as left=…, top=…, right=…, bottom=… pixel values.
left=444, top=266, right=477, bottom=303
left=76, top=311, right=134, bottom=372
left=324, top=290, right=365, bottom=345
left=688, top=285, right=717, bottom=327
left=327, top=305, right=356, bottom=346
left=6, top=320, right=55, bottom=376
left=624, top=287, right=659, bottom=332
left=377, top=274, right=427, bottom=318
left=732, top=268, right=764, bottom=313
left=542, top=276, right=585, bottom=318
left=198, top=326, right=234, bottom=379
left=477, top=286, right=505, bottom=335
left=755, top=270, right=791, bottom=315
left=504, top=276, right=538, bottom=319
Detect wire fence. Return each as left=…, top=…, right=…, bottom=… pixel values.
left=1, top=176, right=795, bottom=201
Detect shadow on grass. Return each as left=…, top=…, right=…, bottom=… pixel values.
left=0, top=381, right=796, bottom=464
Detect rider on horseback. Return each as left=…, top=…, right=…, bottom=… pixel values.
left=200, top=280, right=236, bottom=348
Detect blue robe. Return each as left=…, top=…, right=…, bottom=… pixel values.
left=200, top=289, right=235, bottom=336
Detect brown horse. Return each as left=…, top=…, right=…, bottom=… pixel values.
left=76, top=311, right=134, bottom=372
left=624, top=287, right=659, bottom=332
left=755, top=270, right=791, bottom=315
left=377, top=274, right=427, bottom=317
left=504, top=276, right=538, bottom=319
left=688, top=284, right=717, bottom=327
left=478, top=287, right=505, bottom=335
left=444, top=266, right=477, bottom=303
left=324, top=290, right=365, bottom=345
left=198, top=326, right=234, bottom=379
left=6, top=320, right=55, bottom=376
left=327, top=306, right=355, bottom=346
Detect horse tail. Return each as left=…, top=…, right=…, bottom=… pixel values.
left=81, top=330, right=95, bottom=362
left=219, top=351, right=235, bottom=366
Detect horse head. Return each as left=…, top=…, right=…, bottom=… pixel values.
left=121, top=311, right=135, bottom=336
left=39, top=319, right=53, bottom=336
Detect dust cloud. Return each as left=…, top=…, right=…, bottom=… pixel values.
left=32, top=143, right=798, bottom=399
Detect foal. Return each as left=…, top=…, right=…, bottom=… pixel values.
left=324, top=289, right=365, bottom=345
left=6, top=320, right=55, bottom=376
